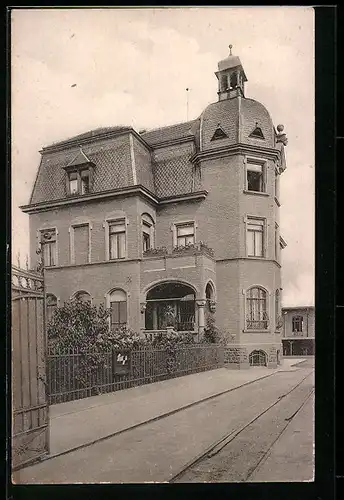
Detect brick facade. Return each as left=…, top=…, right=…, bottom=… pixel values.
left=22, top=51, right=287, bottom=368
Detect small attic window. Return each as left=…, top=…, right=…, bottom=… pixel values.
left=211, top=126, right=228, bottom=141
left=249, top=126, right=265, bottom=140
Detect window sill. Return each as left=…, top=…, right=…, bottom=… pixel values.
left=243, top=329, right=271, bottom=334
left=243, top=190, right=269, bottom=197
left=246, top=255, right=266, bottom=260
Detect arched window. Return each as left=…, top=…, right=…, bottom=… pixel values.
left=109, top=289, right=127, bottom=330
left=249, top=350, right=267, bottom=367
left=46, top=294, right=57, bottom=324
left=74, top=291, right=91, bottom=303
left=142, top=214, right=155, bottom=252
left=246, top=286, right=268, bottom=330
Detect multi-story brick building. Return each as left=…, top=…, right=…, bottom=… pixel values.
left=282, top=306, right=315, bottom=356
left=21, top=49, right=288, bottom=368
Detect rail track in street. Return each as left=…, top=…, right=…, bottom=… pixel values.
left=169, top=369, right=314, bottom=483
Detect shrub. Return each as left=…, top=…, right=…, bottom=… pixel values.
left=202, top=315, right=226, bottom=344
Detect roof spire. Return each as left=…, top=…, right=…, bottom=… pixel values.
left=229, top=44, right=233, bottom=56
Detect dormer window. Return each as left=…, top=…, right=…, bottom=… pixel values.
left=67, top=169, right=91, bottom=196
left=80, top=170, right=90, bottom=194
left=69, top=172, right=78, bottom=195
left=64, top=148, right=94, bottom=197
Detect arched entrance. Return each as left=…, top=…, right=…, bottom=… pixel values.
left=145, top=282, right=196, bottom=332
left=249, top=350, right=267, bottom=367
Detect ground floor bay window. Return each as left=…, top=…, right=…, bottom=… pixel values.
left=145, top=282, right=196, bottom=332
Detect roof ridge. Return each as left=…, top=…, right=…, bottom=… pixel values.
left=142, top=119, right=197, bottom=135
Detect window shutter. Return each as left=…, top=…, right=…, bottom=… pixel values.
left=74, top=225, right=89, bottom=264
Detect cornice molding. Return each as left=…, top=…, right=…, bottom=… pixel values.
left=190, top=143, right=281, bottom=164
left=20, top=186, right=208, bottom=214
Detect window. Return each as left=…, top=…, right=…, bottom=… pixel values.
left=246, top=218, right=264, bottom=257
left=275, top=289, right=280, bottom=325
left=274, top=171, right=280, bottom=200
left=246, top=161, right=265, bottom=192
left=221, top=74, right=228, bottom=90
left=68, top=168, right=92, bottom=196
left=246, top=287, right=268, bottom=330
left=46, top=294, right=57, bottom=324
left=142, top=214, right=155, bottom=252
left=109, top=220, right=126, bottom=259
left=74, top=291, right=91, bottom=303
left=275, top=223, right=279, bottom=261
left=249, top=350, right=267, bottom=366
left=109, top=289, right=127, bottom=330
left=80, top=170, right=90, bottom=194
left=211, top=127, right=228, bottom=141
left=176, top=223, right=195, bottom=247
left=40, top=229, right=57, bottom=266
left=69, top=172, right=78, bottom=195
left=292, top=316, right=303, bottom=333
left=72, top=224, right=90, bottom=265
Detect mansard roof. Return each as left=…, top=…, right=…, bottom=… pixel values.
left=26, top=94, right=285, bottom=208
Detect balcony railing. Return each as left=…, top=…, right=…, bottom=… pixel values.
left=246, top=320, right=269, bottom=330
left=143, top=242, right=215, bottom=259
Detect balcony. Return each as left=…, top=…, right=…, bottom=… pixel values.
left=141, top=242, right=216, bottom=279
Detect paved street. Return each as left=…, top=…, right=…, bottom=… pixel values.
left=13, top=358, right=314, bottom=484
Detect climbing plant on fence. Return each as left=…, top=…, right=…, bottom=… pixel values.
left=47, top=300, right=224, bottom=404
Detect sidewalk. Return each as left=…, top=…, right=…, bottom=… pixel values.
left=48, top=358, right=304, bottom=457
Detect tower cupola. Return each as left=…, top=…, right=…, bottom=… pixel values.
left=215, top=45, right=247, bottom=101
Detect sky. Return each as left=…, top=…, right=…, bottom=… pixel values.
left=11, top=7, right=315, bottom=307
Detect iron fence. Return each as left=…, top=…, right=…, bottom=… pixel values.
left=47, top=345, right=224, bottom=405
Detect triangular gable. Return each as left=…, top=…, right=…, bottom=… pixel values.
left=210, top=126, right=228, bottom=141
left=249, top=126, right=265, bottom=139
left=66, top=148, right=92, bottom=168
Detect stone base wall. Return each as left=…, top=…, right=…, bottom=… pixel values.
left=224, top=346, right=249, bottom=369
left=224, top=343, right=282, bottom=369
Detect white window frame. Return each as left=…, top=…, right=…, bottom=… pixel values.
left=69, top=222, right=92, bottom=265
left=292, top=315, right=304, bottom=333
left=243, top=285, right=271, bottom=332
left=104, top=217, right=128, bottom=261
left=38, top=227, right=59, bottom=267
left=67, top=167, right=92, bottom=197
left=142, top=213, right=155, bottom=253
left=245, top=216, right=266, bottom=258
left=244, top=156, right=267, bottom=194
left=172, top=220, right=197, bottom=248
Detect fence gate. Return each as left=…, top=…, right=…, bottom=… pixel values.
left=12, top=265, right=49, bottom=469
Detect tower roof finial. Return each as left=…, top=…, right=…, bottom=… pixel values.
left=229, top=44, right=233, bottom=56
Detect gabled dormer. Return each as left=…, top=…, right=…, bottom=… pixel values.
left=215, top=45, right=247, bottom=101
left=63, top=147, right=95, bottom=196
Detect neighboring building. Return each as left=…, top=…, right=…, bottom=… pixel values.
left=21, top=48, right=288, bottom=368
left=282, top=306, right=315, bottom=356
